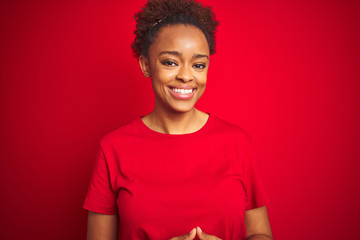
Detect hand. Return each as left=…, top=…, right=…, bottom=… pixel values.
left=196, top=226, right=222, bottom=240
left=169, top=226, right=222, bottom=240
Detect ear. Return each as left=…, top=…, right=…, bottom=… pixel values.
left=139, top=55, right=151, bottom=78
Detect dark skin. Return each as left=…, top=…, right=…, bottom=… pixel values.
left=87, top=24, right=273, bottom=240
left=87, top=206, right=272, bottom=240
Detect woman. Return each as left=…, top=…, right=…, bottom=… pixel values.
left=84, top=0, right=273, bottom=239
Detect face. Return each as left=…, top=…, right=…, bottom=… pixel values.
left=139, top=24, right=210, bottom=114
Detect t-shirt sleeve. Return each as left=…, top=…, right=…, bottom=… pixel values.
left=83, top=145, right=118, bottom=215
left=243, top=138, right=269, bottom=210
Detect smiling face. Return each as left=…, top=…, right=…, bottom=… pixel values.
left=139, top=24, right=210, bottom=114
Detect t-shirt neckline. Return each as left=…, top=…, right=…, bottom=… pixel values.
left=137, top=113, right=214, bottom=138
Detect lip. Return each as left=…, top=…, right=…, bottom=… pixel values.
left=169, top=85, right=195, bottom=89
left=168, top=87, right=196, bottom=100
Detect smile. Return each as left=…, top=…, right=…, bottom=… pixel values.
left=171, top=88, right=194, bottom=94
left=168, top=87, right=196, bottom=100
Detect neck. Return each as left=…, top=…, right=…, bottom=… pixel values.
left=142, top=107, right=208, bottom=134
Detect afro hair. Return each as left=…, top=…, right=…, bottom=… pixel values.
left=132, top=0, right=219, bottom=58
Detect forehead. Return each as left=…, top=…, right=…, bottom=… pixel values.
left=149, top=24, right=210, bottom=56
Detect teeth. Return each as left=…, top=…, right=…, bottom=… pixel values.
left=172, top=88, right=193, bottom=94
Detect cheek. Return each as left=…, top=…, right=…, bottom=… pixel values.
left=152, top=68, right=175, bottom=84
left=197, top=71, right=208, bottom=86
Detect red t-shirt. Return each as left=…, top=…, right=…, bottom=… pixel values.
left=83, top=115, right=268, bottom=239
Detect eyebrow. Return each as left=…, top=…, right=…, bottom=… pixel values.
left=193, top=53, right=209, bottom=60
left=159, top=51, right=209, bottom=60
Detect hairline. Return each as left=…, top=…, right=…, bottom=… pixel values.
left=143, top=22, right=211, bottom=58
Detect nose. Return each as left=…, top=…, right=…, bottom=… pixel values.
left=176, top=65, right=193, bottom=83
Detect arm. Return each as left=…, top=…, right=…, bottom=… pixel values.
left=87, top=211, right=118, bottom=240
left=245, top=206, right=273, bottom=240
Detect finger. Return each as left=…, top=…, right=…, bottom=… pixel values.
left=196, top=226, right=207, bottom=240
left=186, top=228, right=196, bottom=240
left=196, top=226, right=221, bottom=240
left=169, top=228, right=196, bottom=240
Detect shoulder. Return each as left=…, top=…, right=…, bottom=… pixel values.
left=210, top=115, right=252, bottom=144
left=99, top=118, right=142, bottom=147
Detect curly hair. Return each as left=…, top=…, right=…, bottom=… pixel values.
left=132, top=0, right=219, bottom=58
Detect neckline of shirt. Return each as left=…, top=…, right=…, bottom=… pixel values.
left=137, top=113, right=215, bottom=139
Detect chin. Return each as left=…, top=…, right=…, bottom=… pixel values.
left=168, top=104, right=195, bottom=113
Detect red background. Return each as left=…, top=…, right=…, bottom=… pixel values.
left=1, top=0, right=359, bottom=239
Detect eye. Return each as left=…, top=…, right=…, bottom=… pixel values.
left=161, top=60, right=178, bottom=67
left=193, top=63, right=206, bottom=69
